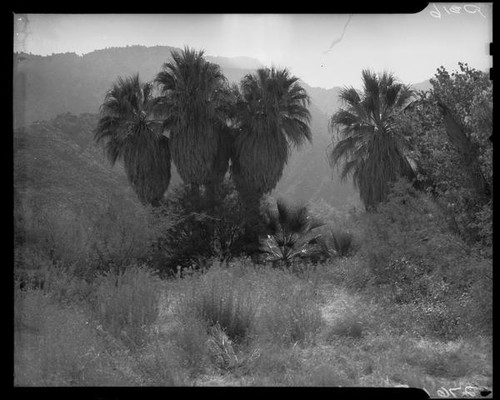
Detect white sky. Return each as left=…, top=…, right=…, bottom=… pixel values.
left=14, top=4, right=492, bottom=89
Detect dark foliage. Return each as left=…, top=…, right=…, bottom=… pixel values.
left=149, top=180, right=253, bottom=276
left=395, top=63, right=492, bottom=251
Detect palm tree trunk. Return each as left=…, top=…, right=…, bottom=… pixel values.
left=238, top=187, right=263, bottom=254
left=205, top=181, right=221, bottom=210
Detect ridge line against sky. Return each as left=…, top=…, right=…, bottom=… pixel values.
left=14, top=5, right=492, bottom=89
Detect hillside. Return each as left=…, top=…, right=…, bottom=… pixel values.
left=13, top=113, right=144, bottom=216
left=271, top=99, right=360, bottom=212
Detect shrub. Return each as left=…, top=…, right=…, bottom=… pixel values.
left=14, top=289, right=131, bottom=386
left=257, top=269, right=324, bottom=346
left=328, top=255, right=374, bottom=290
left=43, top=263, right=96, bottom=305
left=326, top=315, right=365, bottom=340
left=402, top=341, right=478, bottom=379
left=176, top=262, right=260, bottom=344
left=14, top=194, right=170, bottom=282
left=153, top=181, right=248, bottom=275
left=249, top=343, right=302, bottom=385
left=14, top=249, right=95, bottom=306
left=175, top=259, right=324, bottom=348
left=290, top=364, right=355, bottom=387
left=356, top=179, right=473, bottom=303
left=88, top=203, right=165, bottom=274
left=317, top=229, right=355, bottom=259
left=463, top=272, right=492, bottom=336
left=92, top=265, right=161, bottom=347
left=170, top=313, right=211, bottom=375
left=132, top=339, right=186, bottom=386
left=14, top=246, right=53, bottom=291
left=330, top=229, right=355, bottom=257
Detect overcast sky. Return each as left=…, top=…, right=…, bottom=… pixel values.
left=14, top=4, right=492, bottom=89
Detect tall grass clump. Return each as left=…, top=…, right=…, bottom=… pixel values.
left=92, top=265, right=161, bottom=347
left=257, top=267, right=324, bottom=346
left=317, top=229, right=356, bottom=259
left=313, top=254, right=373, bottom=291
left=14, top=249, right=95, bottom=306
left=15, top=192, right=172, bottom=283
left=130, top=332, right=188, bottom=385
left=177, top=261, right=260, bottom=344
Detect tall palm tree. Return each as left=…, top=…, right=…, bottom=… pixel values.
left=231, top=67, right=312, bottom=208
left=328, top=70, right=416, bottom=210
left=154, top=47, right=234, bottom=197
left=95, top=74, right=171, bottom=207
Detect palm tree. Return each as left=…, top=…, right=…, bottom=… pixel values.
left=328, top=70, right=416, bottom=210
left=95, top=74, right=171, bottom=207
left=261, top=198, right=324, bottom=267
left=154, top=47, right=234, bottom=198
left=231, top=67, right=312, bottom=214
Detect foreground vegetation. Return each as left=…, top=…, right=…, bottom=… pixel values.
left=14, top=177, right=492, bottom=394
left=14, top=260, right=492, bottom=393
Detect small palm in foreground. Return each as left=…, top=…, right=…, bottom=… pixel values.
left=95, top=74, right=171, bottom=206
left=261, top=199, right=324, bottom=267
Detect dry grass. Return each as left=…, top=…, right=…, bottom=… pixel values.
left=176, top=263, right=260, bottom=344
left=13, top=259, right=492, bottom=393
left=14, top=289, right=134, bottom=386
left=92, top=265, right=161, bottom=347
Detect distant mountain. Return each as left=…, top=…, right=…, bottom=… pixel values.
left=410, top=79, right=432, bottom=92
left=271, top=100, right=360, bottom=213
left=302, top=84, right=343, bottom=118
left=13, top=45, right=261, bottom=128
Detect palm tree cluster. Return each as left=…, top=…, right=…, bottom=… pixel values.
left=95, top=47, right=312, bottom=222
left=328, top=70, right=417, bottom=210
